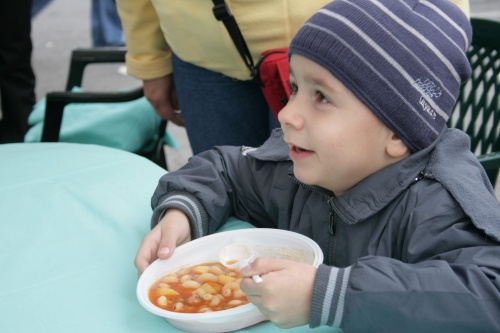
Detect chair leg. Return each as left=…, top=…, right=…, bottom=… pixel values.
left=155, top=142, right=168, bottom=170
left=153, top=120, right=168, bottom=170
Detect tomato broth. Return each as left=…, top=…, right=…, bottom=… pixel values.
left=148, top=262, right=249, bottom=313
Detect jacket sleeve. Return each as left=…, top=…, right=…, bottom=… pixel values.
left=451, top=0, right=470, bottom=17
left=115, top=0, right=172, bottom=79
left=310, top=192, right=500, bottom=332
left=150, top=146, right=286, bottom=238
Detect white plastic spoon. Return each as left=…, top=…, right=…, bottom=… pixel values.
left=219, top=243, right=263, bottom=283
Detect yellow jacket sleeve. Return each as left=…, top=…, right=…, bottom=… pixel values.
left=115, top=0, right=172, bottom=80
left=451, top=0, right=470, bottom=17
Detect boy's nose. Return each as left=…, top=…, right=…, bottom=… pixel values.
left=278, top=98, right=304, bottom=130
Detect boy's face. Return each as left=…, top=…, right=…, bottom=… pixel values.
left=279, top=55, right=406, bottom=196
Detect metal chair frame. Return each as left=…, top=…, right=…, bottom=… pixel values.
left=449, top=17, right=500, bottom=187
left=40, top=48, right=168, bottom=169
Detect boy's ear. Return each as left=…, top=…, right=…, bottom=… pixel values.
left=386, top=133, right=410, bottom=158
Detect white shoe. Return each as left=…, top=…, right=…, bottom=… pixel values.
left=117, top=65, right=128, bottom=76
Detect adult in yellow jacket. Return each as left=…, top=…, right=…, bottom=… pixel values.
left=115, top=0, right=469, bottom=155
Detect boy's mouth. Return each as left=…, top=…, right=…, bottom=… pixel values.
left=286, top=141, right=315, bottom=160
left=292, top=145, right=313, bottom=153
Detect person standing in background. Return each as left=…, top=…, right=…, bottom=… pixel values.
left=32, top=0, right=124, bottom=47
left=115, top=0, right=469, bottom=155
left=115, top=1, right=330, bottom=155
left=91, top=0, right=125, bottom=47
left=0, top=0, right=36, bottom=143
left=31, top=0, right=53, bottom=17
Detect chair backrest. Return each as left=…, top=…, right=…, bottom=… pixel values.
left=448, top=17, right=500, bottom=186
left=37, top=48, right=169, bottom=169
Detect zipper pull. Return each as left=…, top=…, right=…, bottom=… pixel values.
left=327, top=198, right=336, bottom=236
left=409, top=171, right=426, bottom=187
left=329, top=213, right=336, bottom=236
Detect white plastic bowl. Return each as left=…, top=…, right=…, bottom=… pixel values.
left=137, top=228, right=324, bottom=333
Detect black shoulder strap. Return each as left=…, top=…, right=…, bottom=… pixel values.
left=212, top=0, right=257, bottom=77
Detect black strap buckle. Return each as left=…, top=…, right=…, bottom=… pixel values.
left=212, top=1, right=231, bottom=21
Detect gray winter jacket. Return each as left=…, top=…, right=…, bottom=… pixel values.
left=151, top=128, right=500, bottom=332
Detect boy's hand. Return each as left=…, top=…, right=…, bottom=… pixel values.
left=240, top=258, right=317, bottom=328
left=134, top=209, right=191, bottom=276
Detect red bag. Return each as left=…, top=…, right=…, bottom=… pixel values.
left=256, top=48, right=292, bottom=119
left=212, top=1, right=291, bottom=119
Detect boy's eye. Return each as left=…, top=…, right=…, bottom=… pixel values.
left=288, top=82, right=330, bottom=104
left=315, top=91, right=330, bottom=104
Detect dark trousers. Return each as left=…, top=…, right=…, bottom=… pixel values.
left=0, top=0, right=36, bottom=143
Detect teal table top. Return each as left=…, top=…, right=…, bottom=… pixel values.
left=0, top=143, right=338, bottom=333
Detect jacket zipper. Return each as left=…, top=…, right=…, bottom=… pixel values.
left=409, top=171, right=427, bottom=187
left=327, top=197, right=358, bottom=266
left=288, top=174, right=333, bottom=199
left=290, top=171, right=427, bottom=266
left=289, top=174, right=337, bottom=265
left=327, top=199, right=337, bottom=236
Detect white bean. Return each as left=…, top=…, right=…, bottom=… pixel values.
left=210, top=294, right=223, bottom=306
left=203, top=293, right=214, bottom=301
left=173, top=302, right=184, bottom=311
left=198, top=307, right=212, bottom=313
left=180, top=274, right=192, bottom=283
left=157, top=296, right=167, bottom=306
left=227, top=300, right=243, bottom=307
left=208, top=265, right=224, bottom=276
left=222, top=282, right=239, bottom=297
left=197, top=273, right=218, bottom=283
left=233, top=289, right=246, bottom=299
left=194, top=287, right=206, bottom=297
left=182, top=280, right=201, bottom=289
left=161, top=275, right=179, bottom=283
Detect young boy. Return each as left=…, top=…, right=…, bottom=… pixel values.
left=135, top=0, right=500, bottom=331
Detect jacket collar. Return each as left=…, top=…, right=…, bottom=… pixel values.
left=327, top=129, right=500, bottom=242
left=327, top=133, right=438, bottom=224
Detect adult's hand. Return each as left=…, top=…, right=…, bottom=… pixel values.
left=134, top=209, right=191, bottom=276
left=143, top=75, right=184, bottom=126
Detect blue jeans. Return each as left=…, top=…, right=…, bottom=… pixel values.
left=91, top=0, right=124, bottom=47
left=31, top=0, right=52, bottom=17
left=172, top=54, right=279, bottom=155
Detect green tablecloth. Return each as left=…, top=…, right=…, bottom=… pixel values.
left=0, top=143, right=338, bottom=333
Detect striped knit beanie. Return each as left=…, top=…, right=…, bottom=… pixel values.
left=289, top=0, right=472, bottom=152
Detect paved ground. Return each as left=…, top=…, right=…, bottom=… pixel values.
left=31, top=0, right=500, bottom=172
left=471, top=0, right=500, bottom=18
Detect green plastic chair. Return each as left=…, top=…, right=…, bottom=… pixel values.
left=448, top=17, right=500, bottom=187
left=38, top=48, right=171, bottom=169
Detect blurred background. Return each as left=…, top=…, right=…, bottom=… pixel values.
left=31, top=0, right=500, bottom=171
left=31, top=0, right=192, bottom=170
